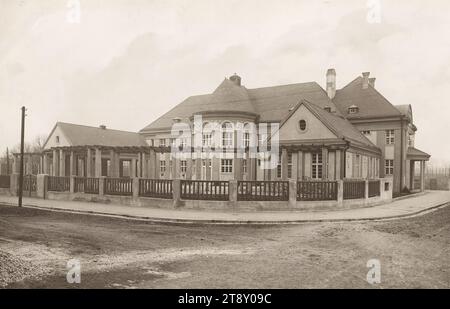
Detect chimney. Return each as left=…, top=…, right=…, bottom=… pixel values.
left=229, top=73, right=241, bottom=86
left=326, top=68, right=336, bottom=99
left=369, top=77, right=376, bottom=88
left=99, top=125, right=106, bottom=130
left=362, top=72, right=370, bottom=89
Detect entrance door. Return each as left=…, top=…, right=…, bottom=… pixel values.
left=201, top=159, right=212, bottom=180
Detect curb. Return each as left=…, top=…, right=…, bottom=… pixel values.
left=1, top=200, right=449, bottom=225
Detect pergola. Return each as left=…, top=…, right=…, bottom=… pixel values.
left=406, top=147, right=431, bottom=192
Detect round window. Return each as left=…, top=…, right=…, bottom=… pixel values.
left=299, top=120, right=307, bottom=131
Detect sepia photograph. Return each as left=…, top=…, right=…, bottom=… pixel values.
left=0, top=0, right=449, bottom=296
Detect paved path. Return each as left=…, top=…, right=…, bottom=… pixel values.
left=0, top=191, right=449, bottom=224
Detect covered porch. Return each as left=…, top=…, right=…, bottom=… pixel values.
left=406, top=147, right=431, bottom=192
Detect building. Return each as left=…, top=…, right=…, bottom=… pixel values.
left=12, top=69, right=430, bottom=195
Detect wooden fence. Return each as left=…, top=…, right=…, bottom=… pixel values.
left=181, top=180, right=229, bottom=201
left=74, top=177, right=99, bottom=194
left=237, top=181, right=289, bottom=201
left=139, top=179, right=173, bottom=199
left=297, top=181, right=337, bottom=201
left=368, top=180, right=380, bottom=197
left=22, top=175, right=37, bottom=196
left=47, top=176, right=70, bottom=192
left=343, top=180, right=365, bottom=200
left=0, top=175, right=10, bottom=188
left=104, top=178, right=133, bottom=196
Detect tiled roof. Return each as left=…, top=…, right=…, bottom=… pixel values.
left=333, top=77, right=402, bottom=119
left=301, top=101, right=379, bottom=150
left=50, top=122, right=147, bottom=147
left=140, top=79, right=340, bottom=132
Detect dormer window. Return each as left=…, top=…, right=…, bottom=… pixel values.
left=348, top=105, right=359, bottom=114
left=56, top=136, right=60, bottom=143
left=324, top=106, right=331, bottom=113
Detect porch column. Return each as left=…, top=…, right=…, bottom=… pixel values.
left=52, top=149, right=58, bottom=176
left=43, top=153, right=48, bottom=174
left=59, top=149, right=65, bottom=176
left=86, top=148, right=92, bottom=177
left=141, top=152, right=147, bottom=178
left=95, top=148, right=102, bottom=178
left=131, top=157, right=137, bottom=178
left=148, top=149, right=156, bottom=179
left=291, top=151, right=298, bottom=180
left=322, top=148, right=328, bottom=179
left=297, top=150, right=303, bottom=180
left=335, top=149, right=342, bottom=180
left=137, top=153, right=142, bottom=178
left=281, top=148, right=288, bottom=180
left=26, top=154, right=33, bottom=175
left=409, top=160, right=415, bottom=189
left=69, top=151, right=74, bottom=176
left=420, top=160, right=425, bottom=192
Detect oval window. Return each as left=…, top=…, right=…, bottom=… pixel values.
left=299, top=120, right=307, bottom=131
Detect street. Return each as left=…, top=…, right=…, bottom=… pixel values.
left=0, top=204, right=449, bottom=288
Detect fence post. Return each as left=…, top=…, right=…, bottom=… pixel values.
left=10, top=174, right=18, bottom=196
left=379, top=178, right=385, bottom=199
left=337, top=180, right=344, bottom=205
left=36, top=174, right=47, bottom=199
left=229, top=180, right=238, bottom=207
left=364, top=179, right=369, bottom=200
left=288, top=179, right=297, bottom=208
left=132, top=177, right=139, bottom=200
left=69, top=176, right=75, bottom=194
left=172, top=179, right=181, bottom=208
left=99, top=177, right=105, bottom=196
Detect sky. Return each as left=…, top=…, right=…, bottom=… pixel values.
left=0, top=0, right=449, bottom=165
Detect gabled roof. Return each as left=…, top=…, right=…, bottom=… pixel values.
left=140, top=78, right=341, bottom=132
left=44, top=122, right=147, bottom=148
left=277, top=100, right=379, bottom=151
left=395, top=104, right=413, bottom=123
left=333, top=76, right=402, bottom=119
left=406, top=147, right=431, bottom=160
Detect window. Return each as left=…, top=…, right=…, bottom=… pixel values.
left=222, top=122, right=233, bottom=148
left=170, top=138, right=175, bottom=147
left=287, top=153, right=293, bottom=178
left=243, top=159, right=247, bottom=173
left=56, top=136, right=60, bottom=143
left=385, top=159, right=394, bottom=175
left=202, top=132, right=212, bottom=147
left=159, top=139, right=166, bottom=147
left=385, top=130, right=395, bottom=145
left=324, top=106, right=331, bottom=113
left=221, top=159, right=233, bottom=173
left=312, top=153, right=323, bottom=179
left=181, top=160, right=187, bottom=173
left=160, top=161, right=166, bottom=174
left=348, top=105, right=359, bottom=114
left=243, top=132, right=250, bottom=148
left=362, top=130, right=371, bottom=135
left=299, top=120, right=307, bottom=131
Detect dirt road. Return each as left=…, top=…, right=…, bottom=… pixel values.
left=0, top=204, right=449, bottom=288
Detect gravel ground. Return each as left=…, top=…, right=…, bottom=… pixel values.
left=0, top=204, right=449, bottom=288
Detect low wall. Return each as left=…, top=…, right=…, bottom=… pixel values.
left=3, top=174, right=394, bottom=212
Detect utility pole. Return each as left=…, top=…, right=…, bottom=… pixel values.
left=18, top=106, right=26, bottom=207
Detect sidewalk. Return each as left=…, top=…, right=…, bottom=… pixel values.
left=0, top=191, right=449, bottom=224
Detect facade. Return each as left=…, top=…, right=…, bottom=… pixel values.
left=12, top=69, right=430, bottom=195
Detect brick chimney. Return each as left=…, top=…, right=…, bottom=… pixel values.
left=362, top=72, right=370, bottom=89
left=326, top=68, right=336, bottom=99
left=369, top=77, right=376, bottom=88
left=229, top=73, right=241, bottom=86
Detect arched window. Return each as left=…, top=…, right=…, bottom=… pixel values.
left=202, top=122, right=213, bottom=147
left=243, top=123, right=253, bottom=148
left=299, top=120, right=307, bottom=131
left=222, top=122, right=234, bottom=148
